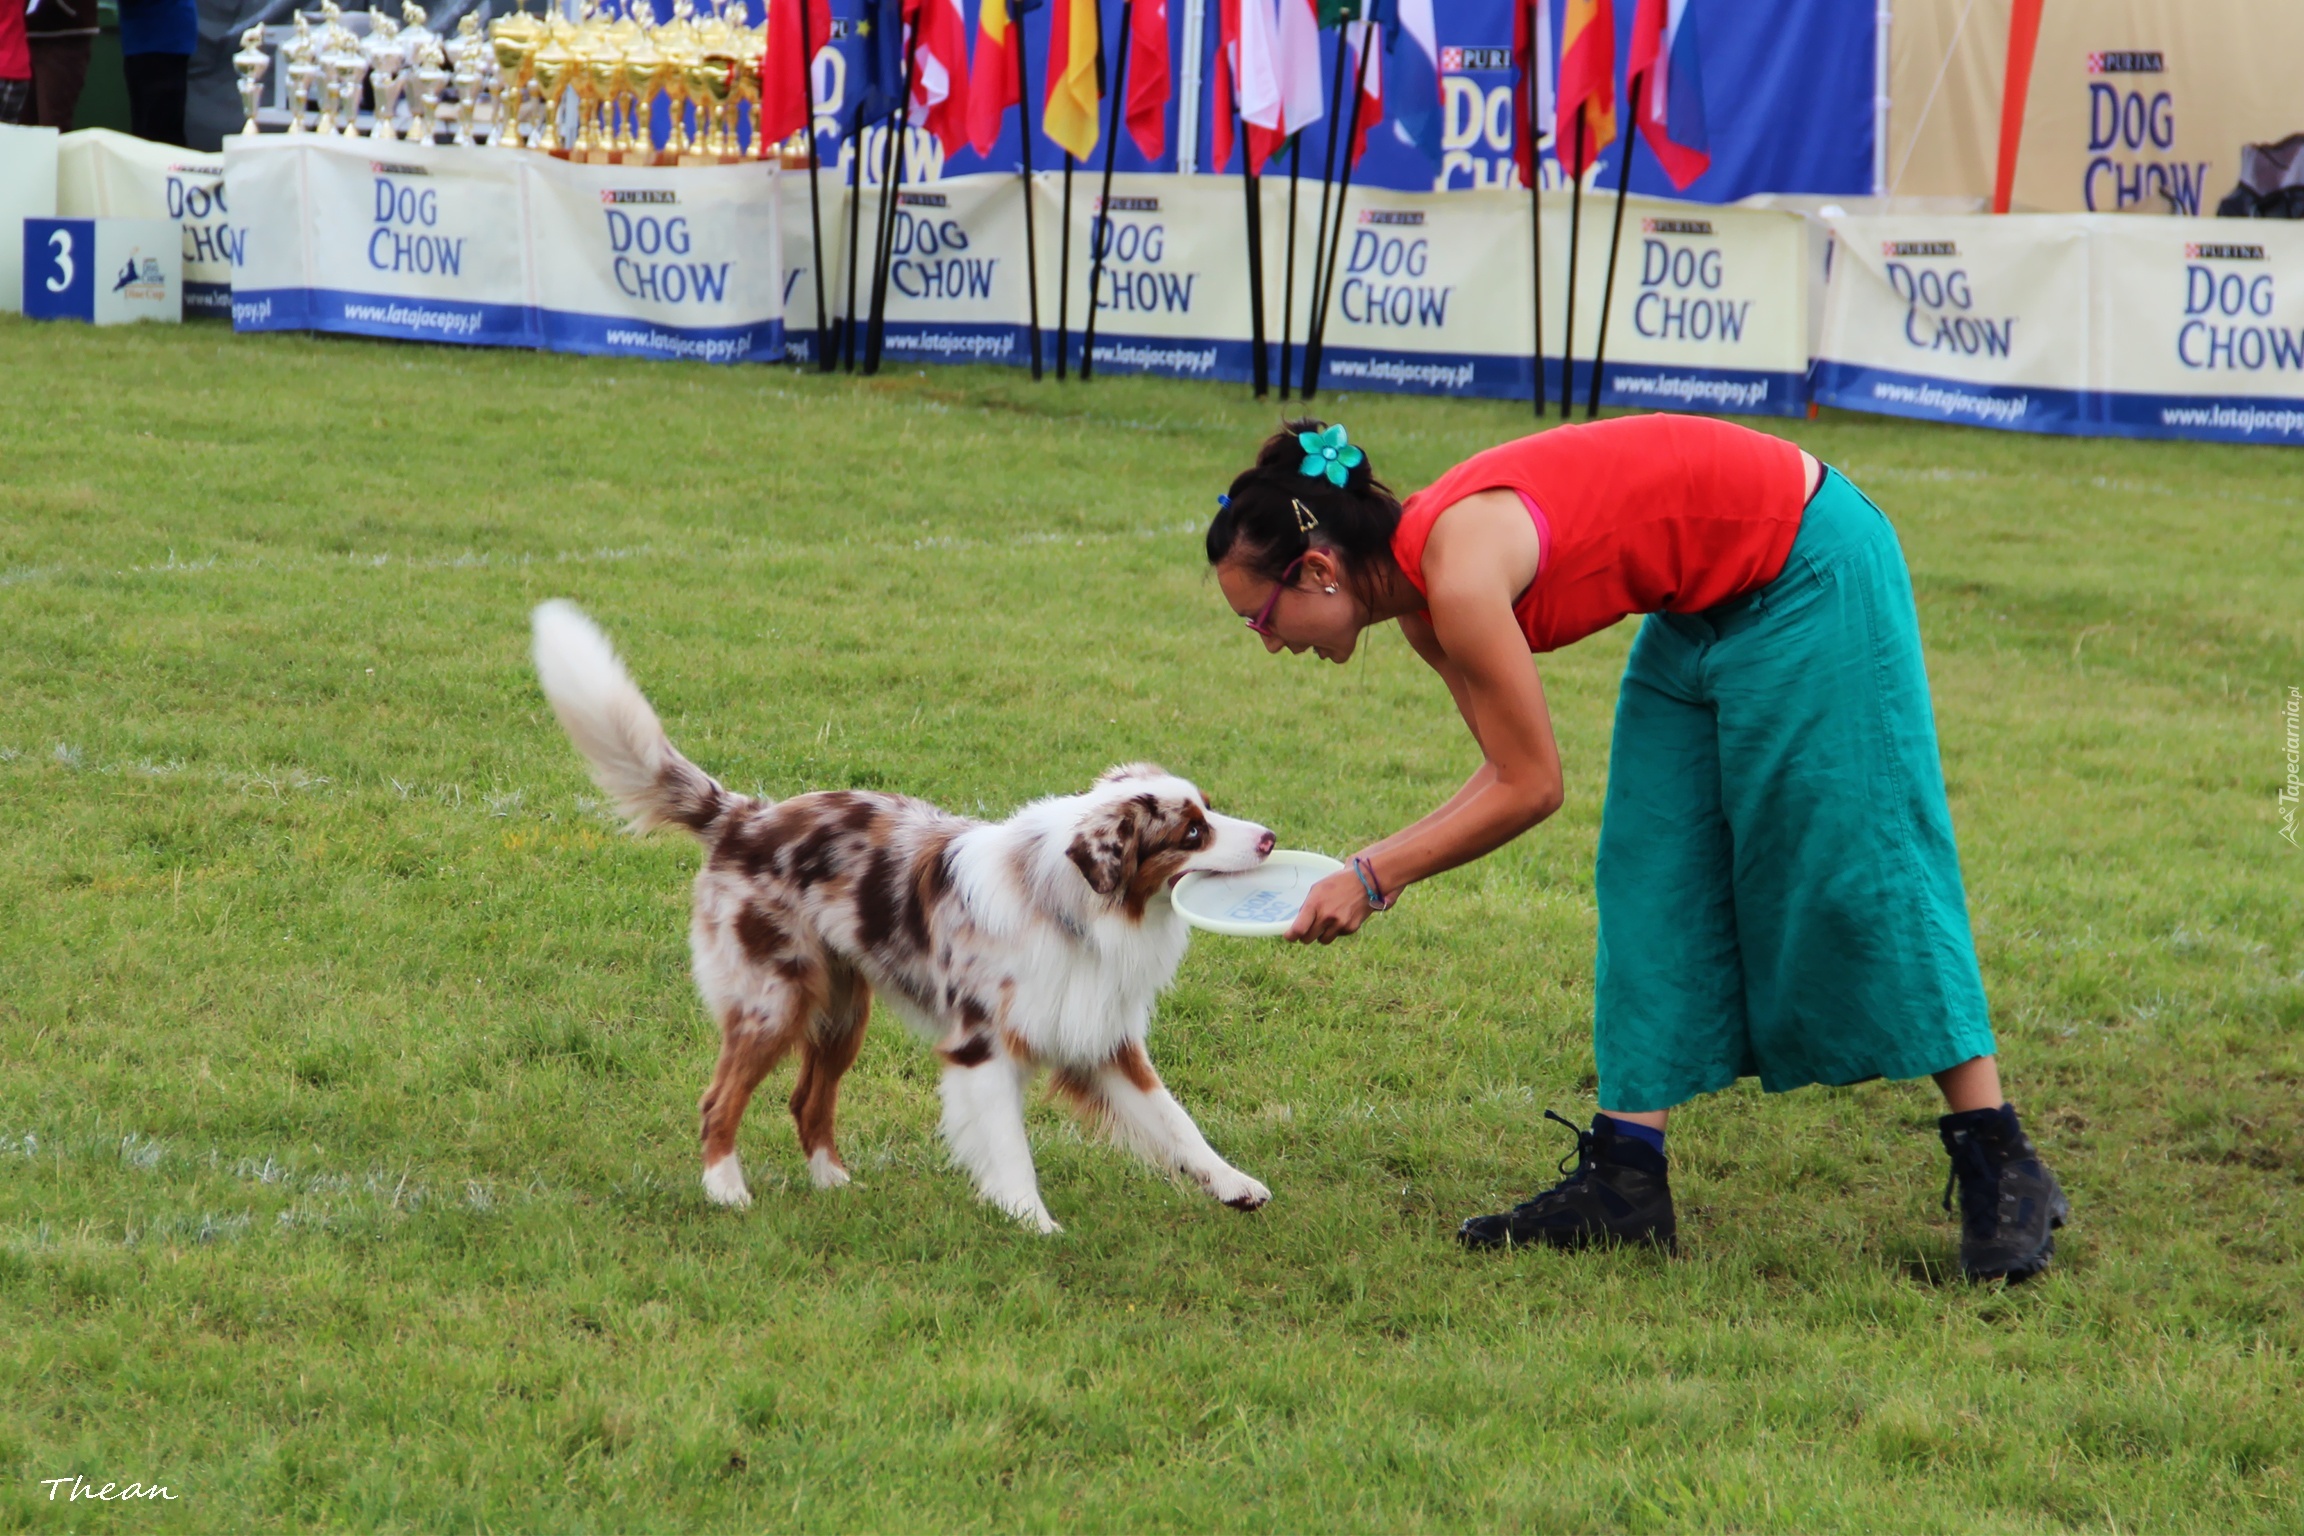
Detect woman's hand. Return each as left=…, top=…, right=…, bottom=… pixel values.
left=1286, top=869, right=1378, bottom=944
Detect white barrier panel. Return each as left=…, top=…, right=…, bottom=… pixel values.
left=1815, top=213, right=2304, bottom=444
left=1812, top=216, right=2092, bottom=434
left=57, top=130, right=239, bottom=319
left=1, top=124, right=62, bottom=313
left=1049, top=178, right=1810, bottom=414
left=227, top=136, right=537, bottom=345
left=778, top=170, right=847, bottom=367
left=847, top=172, right=1044, bottom=371
left=2089, top=221, right=2304, bottom=446
left=524, top=156, right=782, bottom=365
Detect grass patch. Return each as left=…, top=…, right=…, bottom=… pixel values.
left=1, top=317, right=2300, bottom=1532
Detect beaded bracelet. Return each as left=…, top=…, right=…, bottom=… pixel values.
left=1351, top=855, right=1395, bottom=912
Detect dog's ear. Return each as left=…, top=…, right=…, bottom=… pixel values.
left=1065, top=801, right=1141, bottom=897
left=1096, top=762, right=1169, bottom=785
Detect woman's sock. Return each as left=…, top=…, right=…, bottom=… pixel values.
left=1599, top=1115, right=1666, bottom=1155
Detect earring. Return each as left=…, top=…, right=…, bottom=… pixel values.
left=1323, top=584, right=1337, bottom=594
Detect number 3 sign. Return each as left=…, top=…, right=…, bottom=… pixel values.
left=23, top=218, right=181, bottom=325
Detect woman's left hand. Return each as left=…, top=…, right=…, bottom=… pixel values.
left=1286, top=869, right=1379, bottom=944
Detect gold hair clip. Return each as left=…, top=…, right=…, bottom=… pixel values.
left=1292, top=498, right=1319, bottom=533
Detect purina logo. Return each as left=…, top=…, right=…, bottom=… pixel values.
left=601, top=189, right=677, bottom=205
left=2187, top=242, right=2265, bottom=261
left=1439, top=46, right=1512, bottom=73
left=168, top=163, right=223, bottom=177
left=898, top=191, right=949, bottom=208
left=1100, top=195, right=1160, bottom=212
left=2086, top=51, right=2164, bottom=73
left=370, top=161, right=430, bottom=176
left=1359, top=209, right=1424, bottom=226
left=1643, top=218, right=1714, bottom=236
left=1883, top=240, right=1959, bottom=258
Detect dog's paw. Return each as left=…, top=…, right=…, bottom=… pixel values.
left=701, top=1155, right=752, bottom=1209
left=1206, top=1169, right=1272, bottom=1211
left=806, top=1149, right=851, bottom=1190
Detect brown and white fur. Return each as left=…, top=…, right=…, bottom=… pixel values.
left=531, top=601, right=1277, bottom=1233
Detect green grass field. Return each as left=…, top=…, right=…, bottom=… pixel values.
left=1, top=316, right=2300, bottom=1533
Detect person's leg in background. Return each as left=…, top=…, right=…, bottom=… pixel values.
left=27, top=35, right=90, bottom=128
left=123, top=48, right=186, bottom=142
left=0, top=0, right=30, bottom=124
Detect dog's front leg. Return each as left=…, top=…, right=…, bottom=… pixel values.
left=1072, top=1041, right=1270, bottom=1211
left=938, top=1048, right=1060, bottom=1234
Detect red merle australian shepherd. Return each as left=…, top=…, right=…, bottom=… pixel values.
left=531, top=602, right=1278, bottom=1233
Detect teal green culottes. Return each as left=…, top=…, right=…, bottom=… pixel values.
left=1592, top=468, right=1996, bottom=1113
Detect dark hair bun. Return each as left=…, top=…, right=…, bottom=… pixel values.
left=1204, top=419, right=1402, bottom=594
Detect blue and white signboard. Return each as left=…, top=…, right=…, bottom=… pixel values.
left=58, top=130, right=240, bottom=318
left=23, top=216, right=182, bottom=324
left=525, top=155, right=783, bottom=364
left=226, top=135, right=537, bottom=345
left=1813, top=213, right=2304, bottom=444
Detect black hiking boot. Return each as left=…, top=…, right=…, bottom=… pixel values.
left=1457, top=1111, right=1677, bottom=1253
left=1939, top=1103, right=2070, bottom=1283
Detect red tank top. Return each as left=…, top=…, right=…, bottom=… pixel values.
left=1390, top=415, right=1809, bottom=653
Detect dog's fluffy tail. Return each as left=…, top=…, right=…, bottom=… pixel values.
left=531, top=601, right=732, bottom=837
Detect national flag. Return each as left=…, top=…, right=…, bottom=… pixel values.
left=966, top=0, right=1043, bottom=157
left=1125, top=0, right=1173, bottom=161
left=909, top=0, right=971, bottom=153
left=1628, top=0, right=1709, bottom=188
left=1267, top=0, right=1324, bottom=168
left=1044, top=0, right=1101, bottom=160
left=1380, top=0, right=1440, bottom=171
left=1211, top=0, right=1241, bottom=170
left=852, top=0, right=906, bottom=125
left=1553, top=0, right=1617, bottom=179
left=1237, top=0, right=1285, bottom=171
left=1344, top=15, right=1382, bottom=164
left=1508, top=0, right=1555, bottom=187
left=760, top=0, right=835, bottom=147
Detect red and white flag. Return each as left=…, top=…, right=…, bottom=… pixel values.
left=1346, top=16, right=1383, bottom=166
left=1266, top=0, right=1324, bottom=167
left=908, top=0, right=971, bottom=154
left=1237, top=0, right=1285, bottom=171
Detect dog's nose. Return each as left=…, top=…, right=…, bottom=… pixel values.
left=1256, top=830, right=1275, bottom=858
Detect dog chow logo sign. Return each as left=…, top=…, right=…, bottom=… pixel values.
left=2079, top=47, right=2208, bottom=213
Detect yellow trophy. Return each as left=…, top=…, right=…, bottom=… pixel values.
left=488, top=10, right=544, bottom=148
left=530, top=29, right=578, bottom=154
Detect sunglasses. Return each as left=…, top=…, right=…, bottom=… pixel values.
left=1244, top=555, right=1307, bottom=638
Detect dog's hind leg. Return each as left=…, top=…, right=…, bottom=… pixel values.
left=790, top=968, right=869, bottom=1190
left=1056, top=1040, right=1271, bottom=1211
left=699, top=996, right=807, bottom=1209
left=938, top=1042, right=1059, bottom=1234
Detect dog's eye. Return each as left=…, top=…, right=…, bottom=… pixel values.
left=1181, top=823, right=1206, bottom=848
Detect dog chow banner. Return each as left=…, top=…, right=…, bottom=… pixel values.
left=1237, top=187, right=1810, bottom=415
left=523, top=155, right=784, bottom=365
left=58, top=129, right=238, bottom=319
left=2087, top=218, right=2304, bottom=444
left=1055, top=172, right=1271, bottom=386
left=1814, top=212, right=2304, bottom=443
left=225, top=135, right=538, bottom=346
left=1811, top=215, right=2094, bottom=434
left=847, top=171, right=1041, bottom=371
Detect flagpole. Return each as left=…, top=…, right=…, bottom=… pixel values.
left=864, top=14, right=922, bottom=376
left=1056, top=155, right=1075, bottom=380
left=1299, top=11, right=1350, bottom=398
left=1277, top=132, right=1300, bottom=401
left=1526, top=14, right=1544, bottom=416
left=798, top=0, right=832, bottom=372
left=1242, top=123, right=1269, bottom=399
left=1014, top=6, right=1045, bottom=381
left=1301, top=14, right=1373, bottom=402
left=1587, top=79, right=1638, bottom=419
left=1558, top=111, right=1583, bottom=420
left=842, top=99, right=868, bottom=370
left=1079, top=0, right=1133, bottom=383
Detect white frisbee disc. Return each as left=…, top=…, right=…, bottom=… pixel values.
left=1172, top=851, right=1348, bottom=937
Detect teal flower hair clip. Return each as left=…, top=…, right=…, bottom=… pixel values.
left=1298, top=424, right=1365, bottom=487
